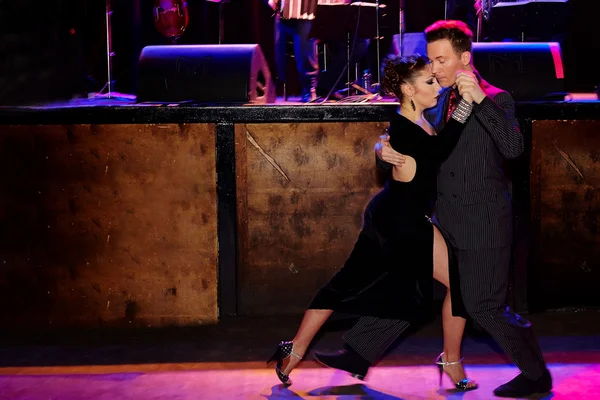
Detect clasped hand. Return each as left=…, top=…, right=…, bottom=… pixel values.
left=455, top=70, right=485, bottom=104
left=376, top=70, right=485, bottom=165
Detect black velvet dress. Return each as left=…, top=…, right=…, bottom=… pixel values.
left=309, top=113, right=468, bottom=322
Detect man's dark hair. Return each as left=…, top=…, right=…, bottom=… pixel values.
left=425, top=20, right=473, bottom=55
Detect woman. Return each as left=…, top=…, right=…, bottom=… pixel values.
left=267, top=55, right=477, bottom=391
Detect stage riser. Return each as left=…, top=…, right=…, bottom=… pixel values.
left=0, top=116, right=598, bottom=328
left=235, top=122, right=386, bottom=315
left=0, top=124, right=218, bottom=328
left=529, top=120, right=600, bottom=310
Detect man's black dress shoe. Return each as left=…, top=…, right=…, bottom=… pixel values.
left=493, top=369, right=552, bottom=398
left=313, top=345, right=370, bottom=380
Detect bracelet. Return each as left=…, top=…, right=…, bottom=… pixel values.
left=451, top=99, right=474, bottom=124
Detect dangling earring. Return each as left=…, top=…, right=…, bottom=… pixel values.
left=410, top=98, right=416, bottom=111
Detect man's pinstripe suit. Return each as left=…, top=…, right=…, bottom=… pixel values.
left=341, top=75, right=548, bottom=380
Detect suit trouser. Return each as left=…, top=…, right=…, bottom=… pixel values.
left=274, top=17, right=319, bottom=96
left=343, top=246, right=547, bottom=380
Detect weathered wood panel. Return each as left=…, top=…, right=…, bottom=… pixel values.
left=530, top=120, right=600, bottom=309
left=237, top=122, right=387, bottom=315
left=0, top=124, right=218, bottom=328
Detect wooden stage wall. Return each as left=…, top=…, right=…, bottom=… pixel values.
left=0, top=124, right=218, bottom=328
left=235, top=122, right=386, bottom=315
left=529, top=120, right=600, bottom=311
left=0, top=118, right=598, bottom=328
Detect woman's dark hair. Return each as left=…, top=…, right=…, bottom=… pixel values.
left=381, top=54, right=430, bottom=102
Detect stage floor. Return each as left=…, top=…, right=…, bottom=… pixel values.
left=0, top=361, right=598, bottom=399
left=0, top=311, right=598, bottom=399
left=1, top=94, right=398, bottom=109
left=1, top=95, right=598, bottom=126
left=4, top=94, right=599, bottom=110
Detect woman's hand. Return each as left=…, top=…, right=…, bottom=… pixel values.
left=461, top=91, right=474, bottom=104
left=375, top=134, right=407, bottom=166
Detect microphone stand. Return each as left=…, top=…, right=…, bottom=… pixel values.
left=375, top=0, right=380, bottom=85
left=218, top=0, right=230, bottom=44
left=93, top=0, right=114, bottom=99
left=399, top=0, right=405, bottom=54
left=477, top=9, right=483, bottom=41
left=104, top=0, right=114, bottom=98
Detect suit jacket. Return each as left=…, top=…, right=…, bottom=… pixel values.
left=426, top=76, right=523, bottom=250
left=378, top=75, right=524, bottom=250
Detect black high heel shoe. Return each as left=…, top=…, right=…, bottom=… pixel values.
left=435, top=352, right=478, bottom=391
left=267, top=341, right=303, bottom=385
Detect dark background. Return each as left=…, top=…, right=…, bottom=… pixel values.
left=0, top=0, right=596, bottom=103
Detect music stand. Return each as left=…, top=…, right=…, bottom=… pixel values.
left=311, top=2, right=385, bottom=94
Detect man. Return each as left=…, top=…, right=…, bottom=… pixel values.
left=268, top=0, right=319, bottom=102
left=314, top=20, right=552, bottom=398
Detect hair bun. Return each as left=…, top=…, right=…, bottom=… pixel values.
left=381, top=54, right=429, bottom=102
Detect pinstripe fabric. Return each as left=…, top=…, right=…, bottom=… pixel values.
left=343, top=317, right=411, bottom=363
left=456, top=247, right=546, bottom=379
left=345, top=78, right=547, bottom=381
left=427, top=80, right=524, bottom=251
left=345, top=249, right=546, bottom=378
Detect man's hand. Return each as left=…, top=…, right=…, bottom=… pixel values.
left=460, top=89, right=474, bottom=104
left=456, top=70, right=485, bottom=104
left=375, top=134, right=406, bottom=166
left=268, top=0, right=278, bottom=11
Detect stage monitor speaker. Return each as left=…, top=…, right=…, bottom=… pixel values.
left=472, top=42, right=564, bottom=101
left=136, top=44, right=275, bottom=104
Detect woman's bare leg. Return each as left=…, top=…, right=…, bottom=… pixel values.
left=433, top=225, right=476, bottom=387
left=280, top=309, right=333, bottom=375
left=280, top=225, right=471, bottom=381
